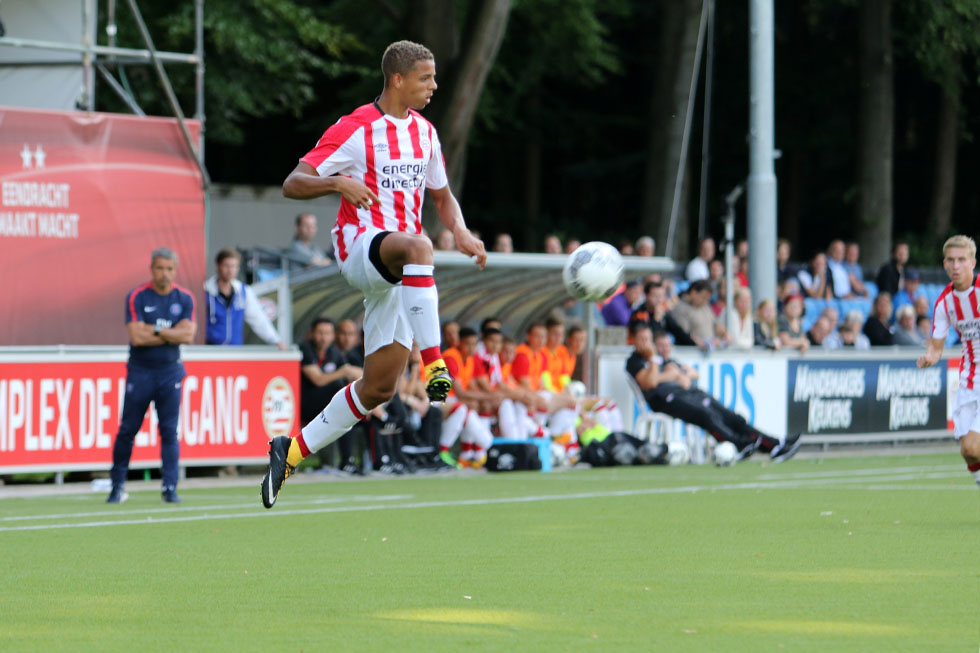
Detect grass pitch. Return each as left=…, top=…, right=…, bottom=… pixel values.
left=1, top=452, right=977, bottom=652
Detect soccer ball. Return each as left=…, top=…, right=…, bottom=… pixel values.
left=713, top=441, right=738, bottom=466
left=562, top=241, right=625, bottom=301
left=551, top=442, right=569, bottom=467
left=666, top=440, right=689, bottom=466
left=564, top=380, right=587, bottom=399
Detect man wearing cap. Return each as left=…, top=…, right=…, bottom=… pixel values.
left=601, top=279, right=643, bottom=326
left=891, top=268, right=926, bottom=319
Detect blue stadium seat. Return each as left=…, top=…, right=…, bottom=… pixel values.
left=863, top=280, right=878, bottom=298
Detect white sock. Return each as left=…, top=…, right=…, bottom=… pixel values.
left=497, top=399, right=521, bottom=440
left=401, top=264, right=441, bottom=350
left=973, top=469, right=980, bottom=489
left=300, top=383, right=366, bottom=453
left=440, top=404, right=468, bottom=449
left=548, top=408, right=577, bottom=439
left=462, top=412, right=494, bottom=450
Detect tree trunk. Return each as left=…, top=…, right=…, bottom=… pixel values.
left=640, top=0, right=703, bottom=259
left=928, top=80, right=959, bottom=240
left=856, top=0, right=893, bottom=266
left=436, top=0, right=512, bottom=195
left=408, top=0, right=459, bottom=70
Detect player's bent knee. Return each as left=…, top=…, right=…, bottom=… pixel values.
left=960, top=434, right=980, bottom=461
left=403, top=235, right=433, bottom=264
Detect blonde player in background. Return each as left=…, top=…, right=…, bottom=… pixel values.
left=917, top=235, right=980, bottom=489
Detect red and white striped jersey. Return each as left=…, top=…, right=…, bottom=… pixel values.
left=933, top=276, right=980, bottom=389
left=300, top=103, right=448, bottom=261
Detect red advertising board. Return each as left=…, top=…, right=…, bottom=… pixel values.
left=0, top=349, right=299, bottom=473
left=0, top=106, right=205, bottom=345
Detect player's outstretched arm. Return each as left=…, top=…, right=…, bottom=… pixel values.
left=283, top=162, right=379, bottom=208
left=429, top=185, right=486, bottom=269
left=916, top=338, right=945, bottom=368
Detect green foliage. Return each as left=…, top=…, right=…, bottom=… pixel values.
left=898, top=0, right=980, bottom=92
left=100, top=0, right=363, bottom=144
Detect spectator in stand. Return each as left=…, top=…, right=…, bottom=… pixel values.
left=727, top=287, right=754, bottom=350
left=736, top=238, right=749, bottom=260
left=778, top=293, right=810, bottom=353
left=671, top=279, right=727, bottom=349
left=685, top=237, right=715, bottom=281
left=629, top=280, right=696, bottom=346
left=914, top=295, right=931, bottom=320
left=204, top=249, right=288, bottom=350
left=434, top=228, right=456, bottom=251
left=840, top=310, right=872, bottom=349
left=635, top=235, right=655, bottom=257
left=844, top=242, right=869, bottom=297
left=333, top=318, right=366, bottom=472
left=826, top=239, right=854, bottom=298
left=707, top=259, right=725, bottom=308
left=893, top=305, right=925, bottom=346
left=734, top=255, right=749, bottom=288
left=892, top=268, right=926, bottom=318
left=618, top=239, right=635, bottom=256
left=807, top=315, right=834, bottom=347
left=916, top=315, right=932, bottom=342
left=754, top=299, right=780, bottom=349
left=863, top=292, right=894, bottom=346
left=645, top=272, right=679, bottom=309
left=493, top=232, right=514, bottom=253
left=777, top=278, right=802, bottom=309
left=876, top=241, right=910, bottom=296
left=601, top=279, right=643, bottom=327
left=798, top=252, right=832, bottom=299
left=564, top=239, right=582, bottom=254
left=441, top=320, right=460, bottom=351
left=288, top=213, right=332, bottom=270
left=777, top=238, right=796, bottom=283
left=543, top=234, right=563, bottom=254
left=820, top=306, right=842, bottom=349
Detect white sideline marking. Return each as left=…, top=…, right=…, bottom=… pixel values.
left=757, top=465, right=962, bottom=480
left=0, top=494, right=413, bottom=522
left=0, top=470, right=968, bottom=533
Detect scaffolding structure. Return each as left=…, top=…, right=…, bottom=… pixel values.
left=0, top=0, right=209, bottom=186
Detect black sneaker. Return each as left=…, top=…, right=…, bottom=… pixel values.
left=161, top=489, right=182, bottom=504
left=770, top=433, right=802, bottom=463
left=106, top=486, right=128, bottom=504
left=261, top=436, right=296, bottom=509
left=736, top=439, right=760, bottom=462
left=341, top=459, right=365, bottom=476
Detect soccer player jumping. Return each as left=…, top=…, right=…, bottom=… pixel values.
left=262, top=40, right=486, bottom=508
left=917, top=235, right=980, bottom=489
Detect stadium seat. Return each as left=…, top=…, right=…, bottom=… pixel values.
left=624, top=373, right=676, bottom=445
left=863, top=280, right=878, bottom=298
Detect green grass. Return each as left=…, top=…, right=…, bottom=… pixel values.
left=2, top=453, right=978, bottom=651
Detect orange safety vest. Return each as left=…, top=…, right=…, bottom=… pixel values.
left=513, top=343, right=545, bottom=391
left=443, top=347, right=476, bottom=392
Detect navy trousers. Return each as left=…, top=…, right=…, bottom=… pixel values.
left=110, top=363, right=185, bottom=490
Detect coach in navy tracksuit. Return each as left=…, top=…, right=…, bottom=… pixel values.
left=108, top=247, right=197, bottom=504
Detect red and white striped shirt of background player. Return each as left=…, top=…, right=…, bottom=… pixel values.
left=299, top=103, right=449, bottom=262
left=932, top=273, right=980, bottom=390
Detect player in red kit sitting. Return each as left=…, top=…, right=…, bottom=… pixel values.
left=262, top=40, right=486, bottom=508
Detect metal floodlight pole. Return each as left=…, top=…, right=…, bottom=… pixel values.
left=124, top=0, right=210, bottom=187
left=697, top=0, right=716, bottom=242
left=747, top=0, right=778, bottom=304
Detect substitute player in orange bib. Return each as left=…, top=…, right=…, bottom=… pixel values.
left=262, top=40, right=486, bottom=508
left=917, top=235, right=980, bottom=489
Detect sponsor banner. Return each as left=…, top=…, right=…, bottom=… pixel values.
left=787, top=359, right=946, bottom=435
left=0, top=106, right=204, bottom=345
left=0, top=357, right=297, bottom=472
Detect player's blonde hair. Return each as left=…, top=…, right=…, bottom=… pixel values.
left=942, top=234, right=977, bottom=259
left=382, top=41, right=434, bottom=83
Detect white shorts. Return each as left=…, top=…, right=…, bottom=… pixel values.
left=333, top=225, right=412, bottom=357
left=952, top=386, right=980, bottom=439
